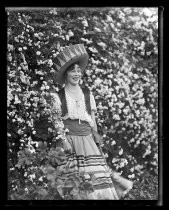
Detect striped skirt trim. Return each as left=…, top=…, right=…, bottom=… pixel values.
left=56, top=134, right=133, bottom=199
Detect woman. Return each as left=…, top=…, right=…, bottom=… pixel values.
left=50, top=44, right=133, bottom=199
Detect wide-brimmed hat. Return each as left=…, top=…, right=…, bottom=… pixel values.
left=53, top=44, right=89, bottom=84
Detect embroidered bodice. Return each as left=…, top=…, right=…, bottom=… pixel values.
left=50, top=87, right=97, bottom=127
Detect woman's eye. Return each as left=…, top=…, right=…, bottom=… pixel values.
left=71, top=70, right=81, bottom=73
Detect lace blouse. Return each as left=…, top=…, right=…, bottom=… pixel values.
left=50, top=88, right=97, bottom=127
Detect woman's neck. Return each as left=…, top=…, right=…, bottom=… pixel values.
left=65, top=83, right=80, bottom=91
left=65, top=83, right=82, bottom=101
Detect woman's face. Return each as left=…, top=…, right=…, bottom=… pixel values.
left=66, top=64, right=82, bottom=86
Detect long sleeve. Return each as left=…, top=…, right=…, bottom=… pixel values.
left=50, top=92, right=63, bottom=131
left=90, top=92, right=97, bottom=130
left=50, top=92, right=61, bottom=112
left=50, top=92, right=71, bottom=150
left=90, top=92, right=97, bottom=112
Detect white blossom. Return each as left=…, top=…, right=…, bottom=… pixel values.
left=119, top=148, right=123, bottom=155
left=68, top=30, right=74, bottom=37
left=38, top=176, right=43, bottom=181
left=113, top=114, right=120, bottom=120
left=94, top=27, right=101, bottom=32
left=97, top=42, right=107, bottom=49
left=82, top=19, right=88, bottom=27
left=36, top=51, right=41, bottom=55
left=111, top=140, right=116, bottom=146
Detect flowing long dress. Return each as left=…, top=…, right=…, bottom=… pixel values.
left=50, top=87, right=133, bottom=200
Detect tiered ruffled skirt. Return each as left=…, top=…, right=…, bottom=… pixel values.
left=57, top=119, right=133, bottom=200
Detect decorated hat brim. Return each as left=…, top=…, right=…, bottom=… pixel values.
left=54, top=53, right=89, bottom=85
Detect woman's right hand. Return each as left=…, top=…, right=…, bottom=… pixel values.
left=62, top=138, right=72, bottom=154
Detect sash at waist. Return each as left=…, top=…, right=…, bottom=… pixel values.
left=63, top=119, right=92, bottom=136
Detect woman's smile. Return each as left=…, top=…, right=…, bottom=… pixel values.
left=72, top=76, right=80, bottom=81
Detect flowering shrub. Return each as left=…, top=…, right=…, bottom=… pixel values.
left=11, top=142, right=96, bottom=200
left=10, top=142, right=95, bottom=200
left=7, top=7, right=158, bottom=199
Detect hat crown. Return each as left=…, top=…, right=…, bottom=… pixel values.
left=53, top=44, right=88, bottom=71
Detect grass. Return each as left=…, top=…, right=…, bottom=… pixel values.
left=123, top=171, right=158, bottom=200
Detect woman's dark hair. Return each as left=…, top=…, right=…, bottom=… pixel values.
left=62, top=62, right=80, bottom=83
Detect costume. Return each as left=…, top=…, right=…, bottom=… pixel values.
left=51, top=44, right=133, bottom=199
